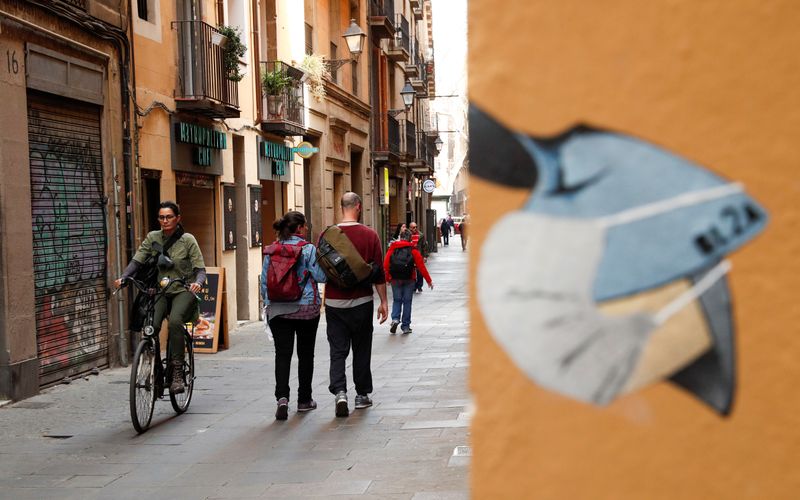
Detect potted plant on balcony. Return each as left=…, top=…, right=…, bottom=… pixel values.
left=300, top=54, right=330, bottom=102
left=261, top=68, right=292, bottom=118
left=217, top=25, right=247, bottom=82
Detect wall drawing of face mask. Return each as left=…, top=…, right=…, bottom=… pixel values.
left=471, top=105, right=768, bottom=415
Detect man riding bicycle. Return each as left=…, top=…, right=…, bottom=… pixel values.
left=114, top=201, right=206, bottom=394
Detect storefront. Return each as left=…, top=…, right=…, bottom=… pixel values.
left=171, top=119, right=227, bottom=266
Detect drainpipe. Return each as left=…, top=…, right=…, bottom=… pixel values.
left=112, top=157, right=127, bottom=365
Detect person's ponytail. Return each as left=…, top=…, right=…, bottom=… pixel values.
left=273, top=211, right=306, bottom=240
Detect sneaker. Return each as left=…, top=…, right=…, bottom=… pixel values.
left=354, top=394, right=373, bottom=409
left=335, top=391, right=349, bottom=417
left=275, top=397, right=289, bottom=420
left=297, top=399, right=317, bottom=412
left=401, top=328, right=412, bottom=335
left=389, top=321, right=399, bottom=334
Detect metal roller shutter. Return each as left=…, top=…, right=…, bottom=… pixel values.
left=28, top=95, right=109, bottom=386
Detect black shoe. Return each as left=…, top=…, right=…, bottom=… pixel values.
left=389, top=321, right=399, bottom=334
left=354, top=394, right=372, bottom=409
left=297, top=399, right=317, bottom=412
left=275, top=397, right=289, bottom=420
left=170, top=360, right=185, bottom=394
left=335, top=391, right=349, bottom=417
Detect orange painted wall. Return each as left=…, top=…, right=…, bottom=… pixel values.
left=468, top=1, right=800, bottom=498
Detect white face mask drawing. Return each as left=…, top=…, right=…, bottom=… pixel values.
left=471, top=105, right=767, bottom=414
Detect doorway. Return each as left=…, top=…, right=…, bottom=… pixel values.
left=176, top=185, right=216, bottom=265
left=333, top=172, right=344, bottom=224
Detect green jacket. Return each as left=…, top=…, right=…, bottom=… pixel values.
left=133, top=230, right=205, bottom=288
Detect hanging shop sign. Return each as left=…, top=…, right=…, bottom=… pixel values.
left=423, top=178, right=436, bottom=193
left=171, top=120, right=226, bottom=175
left=379, top=167, right=390, bottom=205
left=258, top=137, right=292, bottom=182
left=293, top=141, right=319, bottom=159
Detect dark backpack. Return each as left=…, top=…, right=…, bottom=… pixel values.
left=389, top=246, right=415, bottom=280
left=317, top=225, right=374, bottom=289
left=264, top=241, right=308, bottom=302
left=129, top=230, right=183, bottom=331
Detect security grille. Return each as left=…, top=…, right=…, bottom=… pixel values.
left=27, top=95, right=109, bottom=386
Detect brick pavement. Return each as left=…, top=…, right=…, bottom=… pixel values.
left=0, top=236, right=470, bottom=499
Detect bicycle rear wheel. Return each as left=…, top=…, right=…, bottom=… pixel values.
left=169, top=332, right=194, bottom=413
left=130, top=339, right=156, bottom=433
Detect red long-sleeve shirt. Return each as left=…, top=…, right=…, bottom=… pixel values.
left=383, top=240, right=432, bottom=285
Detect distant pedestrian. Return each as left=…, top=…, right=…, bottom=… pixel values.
left=322, top=192, right=388, bottom=417
left=460, top=215, right=469, bottom=251
left=261, top=211, right=327, bottom=420
left=440, top=218, right=450, bottom=246
left=391, top=222, right=407, bottom=242
left=447, top=214, right=455, bottom=235
left=384, top=230, right=433, bottom=335
left=409, top=222, right=428, bottom=292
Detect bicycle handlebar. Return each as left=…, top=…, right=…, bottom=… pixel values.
left=114, top=276, right=197, bottom=299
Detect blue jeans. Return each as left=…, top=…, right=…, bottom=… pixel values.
left=391, top=280, right=415, bottom=330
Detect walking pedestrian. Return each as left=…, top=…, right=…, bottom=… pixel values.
left=440, top=218, right=450, bottom=246
left=261, top=211, right=327, bottom=420
left=391, top=222, right=407, bottom=242
left=409, top=222, right=428, bottom=292
left=460, top=215, right=469, bottom=251
left=447, top=214, right=455, bottom=235
left=322, top=192, right=388, bottom=417
left=384, top=229, right=433, bottom=335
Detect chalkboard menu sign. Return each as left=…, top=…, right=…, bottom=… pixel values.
left=223, top=184, right=236, bottom=250
left=192, top=267, right=227, bottom=353
left=250, top=185, right=262, bottom=247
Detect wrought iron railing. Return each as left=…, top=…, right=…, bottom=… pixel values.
left=394, top=14, right=410, bottom=53
left=173, top=20, right=239, bottom=109
left=388, top=114, right=400, bottom=154
left=400, top=119, right=416, bottom=157
left=371, top=0, right=396, bottom=26
left=260, top=61, right=305, bottom=128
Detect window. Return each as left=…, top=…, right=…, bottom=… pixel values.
left=330, top=42, right=338, bottom=84
left=305, top=23, right=313, bottom=55
left=351, top=60, right=358, bottom=95
left=137, top=0, right=149, bottom=20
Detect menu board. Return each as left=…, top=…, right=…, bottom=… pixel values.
left=191, top=267, right=227, bottom=353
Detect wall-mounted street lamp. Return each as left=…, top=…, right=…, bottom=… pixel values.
left=327, top=19, right=367, bottom=71
left=400, top=80, right=416, bottom=108
left=434, top=136, right=444, bottom=153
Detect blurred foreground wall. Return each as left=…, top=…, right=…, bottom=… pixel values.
left=468, top=1, right=800, bottom=498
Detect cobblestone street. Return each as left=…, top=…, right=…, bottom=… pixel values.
left=0, top=239, right=470, bottom=499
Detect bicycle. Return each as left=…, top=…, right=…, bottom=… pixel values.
left=116, top=276, right=197, bottom=433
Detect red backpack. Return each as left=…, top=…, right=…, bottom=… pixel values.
left=264, top=241, right=308, bottom=302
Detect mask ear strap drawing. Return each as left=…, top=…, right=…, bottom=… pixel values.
left=653, top=260, right=731, bottom=325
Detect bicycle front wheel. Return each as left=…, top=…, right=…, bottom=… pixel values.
left=130, top=339, right=156, bottom=433
left=169, top=332, right=194, bottom=414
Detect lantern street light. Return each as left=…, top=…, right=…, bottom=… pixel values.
left=327, top=19, right=367, bottom=71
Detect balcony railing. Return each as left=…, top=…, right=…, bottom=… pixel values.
left=260, top=61, right=306, bottom=136
left=400, top=119, right=416, bottom=158
left=173, top=20, right=239, bottom=118
left=369, top=0, right=396, bottom=39
left=395, top=14, right=410, bottom=53
left=388, top=114, right=401, bottom=155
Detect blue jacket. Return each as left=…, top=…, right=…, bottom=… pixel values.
left=260, top=236, right=327, bottom=306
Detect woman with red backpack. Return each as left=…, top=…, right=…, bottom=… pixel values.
left=261, top=211, right=327, bottom=420
left=383, top=230, right=433, bottom=335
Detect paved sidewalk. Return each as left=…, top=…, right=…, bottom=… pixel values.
left=0, top=237, right=470, bottom=499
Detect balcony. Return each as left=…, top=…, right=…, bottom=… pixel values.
left=404, top=39, right=420, bottom=77
left=413, top=6, right=424, bottom=21
left=373, top=113, right=401, bottom=164
left=173, top=20, right=240, bottom=119
left=410, top=56, right=429, bottom=95
left=260, top=61, right=306, bottom=136
left=400, top=119, right=416, bottom=160
left=386, top=14, right=410, bottom=62
left=369, top=0, right=395, bottom=40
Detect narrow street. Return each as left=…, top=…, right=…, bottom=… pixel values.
left=0, top=238, right=470, bottom=499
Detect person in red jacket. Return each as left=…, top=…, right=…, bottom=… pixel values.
left=383, top=230, right=433, bottom=334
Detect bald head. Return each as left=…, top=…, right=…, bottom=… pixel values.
left=341, top=192, right=362, bottom=210
left=340, top=192, right=362, bottom=222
